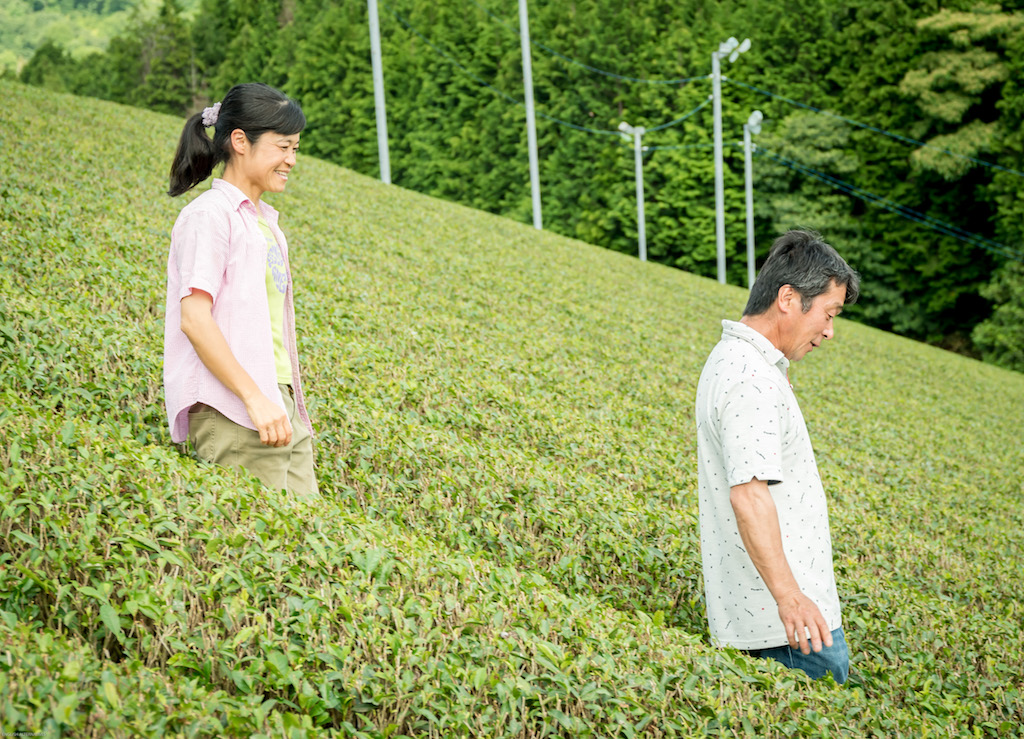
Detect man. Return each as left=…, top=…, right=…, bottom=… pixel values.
left=694, top=229, right=860, bottom=683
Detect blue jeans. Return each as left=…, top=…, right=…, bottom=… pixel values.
left=745, top=627, right=849, bottom=684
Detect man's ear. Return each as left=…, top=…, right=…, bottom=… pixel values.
left=777, top=284, right=798, bottom=314
left=228, top=129, right=248, bottom=156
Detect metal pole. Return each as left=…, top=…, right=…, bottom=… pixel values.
left=519, top=0, right=542, bottom=230
left=367, top=0, right=391, bottom=184
left=634, top=128, right=646, bottom=261
left=744, top=124, right=755, bottom=288
left=712, top=49, right=726, bottom=284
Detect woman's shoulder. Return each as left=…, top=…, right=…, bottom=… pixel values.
left=170, top=194, right=238, bottom=252
left=179, top=186, right=233, bottom=213
left=174, top=187, right=239, bottom=227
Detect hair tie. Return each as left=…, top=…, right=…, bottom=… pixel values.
left=201, top=102, right=221, bottom=127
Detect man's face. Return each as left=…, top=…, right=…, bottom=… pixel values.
left=783, top=281, right=847, bottom=361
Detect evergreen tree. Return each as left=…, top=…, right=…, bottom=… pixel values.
left=18, top=39, right=74, bottom=90
left=137, top=0, right=193, bottom=116
left=15, top=0, right=1024, bottom=365
left=972, top=261, right=1024, bottom=371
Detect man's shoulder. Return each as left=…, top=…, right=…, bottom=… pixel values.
left=703, top=333, right=774, bottom=375
left=698, top=337, right=787, bottom=403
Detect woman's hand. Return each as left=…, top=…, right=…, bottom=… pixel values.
left=242, top=390, right=293, bottom=447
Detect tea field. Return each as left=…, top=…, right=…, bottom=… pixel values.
left=1, top=80, right=1023, bottom=737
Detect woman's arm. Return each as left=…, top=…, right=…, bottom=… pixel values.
left=179, top=290, right=292, bottom=447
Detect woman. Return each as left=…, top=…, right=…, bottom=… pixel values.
left=164, top=82, right=318, bottom=498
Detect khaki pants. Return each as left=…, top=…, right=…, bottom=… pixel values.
left=188, top=384, right=319, bottom=499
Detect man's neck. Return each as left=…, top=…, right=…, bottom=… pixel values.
left=740, top=313, right=784, bottom=354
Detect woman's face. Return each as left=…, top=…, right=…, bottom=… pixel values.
left=236, top=130, right=300, bottom=199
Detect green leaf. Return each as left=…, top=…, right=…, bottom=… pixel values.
left=78, top=586, right=106, bottom=602
left=102, top=681, right=121, bottom=710
left=472, top=667, right=488, bottom=690
left=60, top=420, right=76, bottom=447
left=62, top=660, right=83, bottom=681
left=231, top=625, right=257, bottom=649
left=53, top=692, right=79, bottom=725
left=266, top=650, right=290, bottom=678
left=548, top=710, right=575, bottom=730
left=127, top=533, right=162, bottom=552
left=100, top=603, right=123, bottom=641
left=11, top=530, right=39, bottom=548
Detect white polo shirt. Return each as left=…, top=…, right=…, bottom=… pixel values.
left=695, top=320, right=842, bottom=649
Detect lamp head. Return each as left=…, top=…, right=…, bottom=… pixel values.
left=728, top=37, right=752, bottom=63
left=746, top=110, right=763, bottom=134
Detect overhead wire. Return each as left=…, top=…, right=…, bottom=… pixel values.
left=381, top=2, right=1021, bottom=263
left=645, top=143, right=716, bottom=151
left=464, top=0, right=708, bottom=85
left=727, top=78, right=1024, bottom=179
left=449, top=4, right=1023, bottom=181
left=382, top=2, right=712, bottom=138
left=383, top=2, right=617, bottom=136
left=759, top=147, right=1024, bottom=262
left=646, top=96, right=713, bottom=132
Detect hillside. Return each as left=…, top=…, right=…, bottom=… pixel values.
left=1, top=80, right=1023, bottom=737
left=0, top=0, right=200, bottom=72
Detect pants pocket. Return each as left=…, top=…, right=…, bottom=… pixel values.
left=188, top=404, right=219, bottom=462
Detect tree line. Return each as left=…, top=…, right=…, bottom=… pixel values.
left=17, top=0, right=1024, bottom=371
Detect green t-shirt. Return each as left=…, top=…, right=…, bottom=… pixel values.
left=256, top=215, right=293, bottom=384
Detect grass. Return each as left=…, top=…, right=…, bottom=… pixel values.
left=1, top=79, right=1023, bottom=737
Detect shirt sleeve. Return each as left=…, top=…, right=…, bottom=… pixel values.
left=172, top=209, right=231, bottom=303
left=718, top=375, right=786, bottom=488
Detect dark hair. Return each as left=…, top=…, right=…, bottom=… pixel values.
left=744, top=229, right=860, bottom=316
left=168, top=83, right=306, bottom=197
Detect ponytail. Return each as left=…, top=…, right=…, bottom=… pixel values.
left=168, top=112, right=224, bottom=197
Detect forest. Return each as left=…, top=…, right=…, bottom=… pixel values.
left=12, top=0, right=1024, bottom=371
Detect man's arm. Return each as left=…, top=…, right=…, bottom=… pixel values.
left=730, top=477, right=833, bottom=654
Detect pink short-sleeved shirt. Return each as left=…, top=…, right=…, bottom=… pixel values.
left=163, top=179, right=312, bottom=443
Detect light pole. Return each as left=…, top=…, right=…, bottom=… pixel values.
left=518, top=0, right=542, bottom=230
left=367, top=0, right=391, bottom=184
left=743, top=110, right=763, bottom=289
left=711, top=36, right=750, bottom=283
left=619, top=121, right=647, bottom=262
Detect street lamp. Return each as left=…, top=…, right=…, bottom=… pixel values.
left=743, top=110, right=763, bottom=289
left=367, top=0, right=391, bottom=184
left=711, top=36, right=751, bottom=283
left=619, top=120, right=647, bottom=262
left=519, top=0, right=542, bottom=230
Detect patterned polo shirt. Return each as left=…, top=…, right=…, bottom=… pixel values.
left=695, top=320, right=842, bottom=649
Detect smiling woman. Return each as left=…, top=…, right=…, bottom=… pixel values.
left=163, top=82, right=320, bottom=499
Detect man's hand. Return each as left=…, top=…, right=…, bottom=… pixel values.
left=775, top=589, right=833, bottom=654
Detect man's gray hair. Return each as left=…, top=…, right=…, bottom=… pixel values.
left=744, top=230, right=860, bottom=316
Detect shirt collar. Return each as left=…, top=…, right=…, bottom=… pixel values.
left=721, top=319, right=790, bottom=374
left=211, top=179, right=280, bottom=225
